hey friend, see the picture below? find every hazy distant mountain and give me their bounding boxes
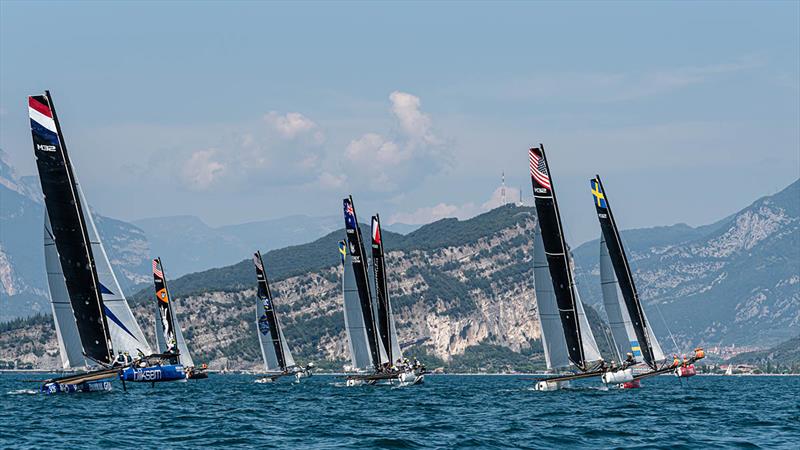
[573,179,800,348]
[132,214,344,278]
[0,150,151,320]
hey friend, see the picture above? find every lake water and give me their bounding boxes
[1,373,798,449]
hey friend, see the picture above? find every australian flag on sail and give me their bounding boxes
[343,198,357,231]
[591,178,608,209]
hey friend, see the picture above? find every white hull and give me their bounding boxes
[534,380,570,391]
[601,368,634,384]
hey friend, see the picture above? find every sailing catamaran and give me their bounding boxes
[529,145,604,391]
[341,196,423,386]
[30,91,152,393]
[252,251,312,383]
[591,175,704,384]
[118,258,192,384]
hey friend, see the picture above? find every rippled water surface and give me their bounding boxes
[1,374,798,449]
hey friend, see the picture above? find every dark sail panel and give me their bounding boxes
[370,214,393,363]
[343,196,382,369]
[253,251,287,371]
[153,258,179,358]
[591,176,656,369]
[29,92,113,365]
[529,145,587,370]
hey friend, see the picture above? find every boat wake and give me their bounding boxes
[7,389,37,395]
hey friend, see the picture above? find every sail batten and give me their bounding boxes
[591,175,661,369]
[30,91,113,366]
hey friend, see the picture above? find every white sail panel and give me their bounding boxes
[256,301,281,372]
[533,227,571,370]
[575,285,602,364]
[644,311,666,362]
[278,322,295,369]
[44,213,87,369]
[600,235,640,363]
[75,182,152,357]
[343,252,373,370]
[174,314,194,367]
[388,306,403,364]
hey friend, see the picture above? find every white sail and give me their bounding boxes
[644,310,666,362]
[533,226,571,370]
[575,286,602,363]
[342,251,373,370]
[600,235,639,363]
[75,181,152,357]
[173,312,194,367]
[44,213,87,369]
[388,305,403,364]
[278,320,296,369]
[256,301,279,372]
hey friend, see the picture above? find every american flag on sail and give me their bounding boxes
[152,259,163,279]
[529,147,551,190]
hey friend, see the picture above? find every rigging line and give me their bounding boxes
[654,302,681,355]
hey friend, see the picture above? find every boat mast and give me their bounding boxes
[529,144,588,371]
[591,175,656,369]
[253,251,287,371]
[30,91,113,365]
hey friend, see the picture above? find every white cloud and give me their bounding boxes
[343,91,450,192]
[173,111,326,191]
[317,171,347,189]
[265,111,324,143]
[181,149,226,191]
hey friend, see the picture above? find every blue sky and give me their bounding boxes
[1,1,798,244]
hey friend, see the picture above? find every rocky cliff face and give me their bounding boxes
[1,206,552,370]
[573,180,800,348]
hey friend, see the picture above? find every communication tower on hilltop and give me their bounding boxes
[501,171,506,205]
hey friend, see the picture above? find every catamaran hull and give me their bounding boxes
[534,380,570,391]
[675,365,696,378]
[119,364,185,382]
[601,368,634,384]
[41,379,113,394]
[619,380,641,389]
[345,370,424,387]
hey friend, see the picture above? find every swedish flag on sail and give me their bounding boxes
[338,240,347,264]
[591,178,607,208]
[630,340,642,357]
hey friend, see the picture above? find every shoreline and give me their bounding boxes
[2,369,798,376]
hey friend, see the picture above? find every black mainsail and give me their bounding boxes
[30,92,113,365]
[591,175,661,369]
[343,196,385,370]
[253,251,295,372]
[370,214,402,364]
[529,145,600,371]
[153,257,179,357]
